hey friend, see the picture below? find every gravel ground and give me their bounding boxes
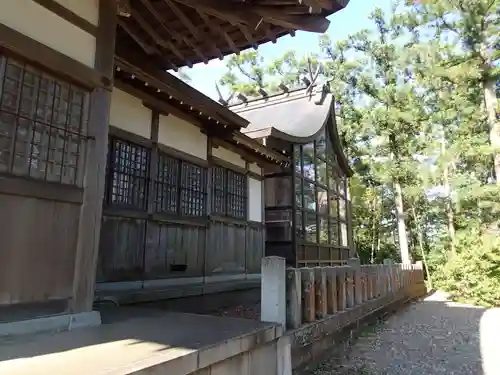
[303,291,487,375]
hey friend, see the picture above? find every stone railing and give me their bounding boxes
[260,257,425,330]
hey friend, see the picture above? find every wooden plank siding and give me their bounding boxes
[96,114,266,287]
[0,0,115,318]
[0,195,80,308]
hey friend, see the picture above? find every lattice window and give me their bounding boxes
[106,137,149,210]
[211,166,247,219]
[211,166,226,215]
[156,153,179,214]
[227,169,246,218]
[179,162,206,216]
[0,55,89,185]
[155,152,206,217]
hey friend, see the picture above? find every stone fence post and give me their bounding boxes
[383,259,394,293]
[348,258,362,306]
[314,267,327,320]
[301,268,315,323]
[326,267,338,314]
[286,268,301,329]
[261,256,286,328]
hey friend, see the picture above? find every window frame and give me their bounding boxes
[211,165,248,220]
[294,125,350,265]
[0,54,90,186]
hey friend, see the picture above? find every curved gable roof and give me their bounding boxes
[231,85,353,176]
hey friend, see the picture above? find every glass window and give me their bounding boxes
[329,195,338,217]
[294,122,350,263]
[317,158,327,186]
[303,181,316,211]
[295,177,302,208]
[265,176,292,207]
[302,143,315,180]
[329,219,339,245]
[319,217,329,244]
[304,211,317,243]
[315,130,327,160]
[107,138,149,210]
[155,154,207,216]
[294,145,301,174]
[317,186,328,215]
[180,162,206,216]
[0,55,89,185]
[156,153,179,214]
[211,166,247,219]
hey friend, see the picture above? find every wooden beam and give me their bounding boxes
[300,0,349,11]
[0,23,107,89]
[176,0,330,33]
[32,0,98,35]
[140,0,208,63]
[174,0,262,29]
[197,11,238,55]
[115,79,205,128]
[238,25,258,50]
[130,5,189,67]
[114,48,249,128]
[163,0,222,59]
[118,19,159,55]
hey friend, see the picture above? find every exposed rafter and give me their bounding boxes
[117,19,159,56]
[175,0,330,33]
[300,0,348,11]
[163,0,222,59]
[139,0,208,64]
[197,11,238,55]
[129,6,188,68]
[115,0,349,68]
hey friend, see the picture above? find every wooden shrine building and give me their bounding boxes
[0,0,349,334]
[231,81,355,268]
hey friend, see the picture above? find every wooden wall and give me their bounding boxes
[0,0,110,317]
[0,194,80,312]
[96,217,264,283]
[96,93,266,287]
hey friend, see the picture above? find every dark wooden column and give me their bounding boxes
[71,0,117,313]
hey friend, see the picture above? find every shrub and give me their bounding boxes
[433,230,500,308]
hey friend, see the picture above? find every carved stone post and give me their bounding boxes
[336,267,347,311]
[346,266,355,308]
[300,268,315,323]
[348,258,362,305]
[286,268,302,329]
[314,267,327,320]
[384,259,394,293]
[326,267,338,314]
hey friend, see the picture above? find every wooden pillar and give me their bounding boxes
[346,266,355,308]
[314,267,327,320]
[286,268,302,329]
[301,268,315,323]
[325,266,338,314]
[71,0,117,313]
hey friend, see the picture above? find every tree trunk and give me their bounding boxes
[483,78,500,184]
[394,181,411,264]
[441,135,457,255]
[411,206,433,289]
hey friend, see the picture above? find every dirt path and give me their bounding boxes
[304,291,487,375]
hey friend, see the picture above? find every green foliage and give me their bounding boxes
[216,0,499,306]
[433,230,500,307]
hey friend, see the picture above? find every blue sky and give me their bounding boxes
[172,0,394,100]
